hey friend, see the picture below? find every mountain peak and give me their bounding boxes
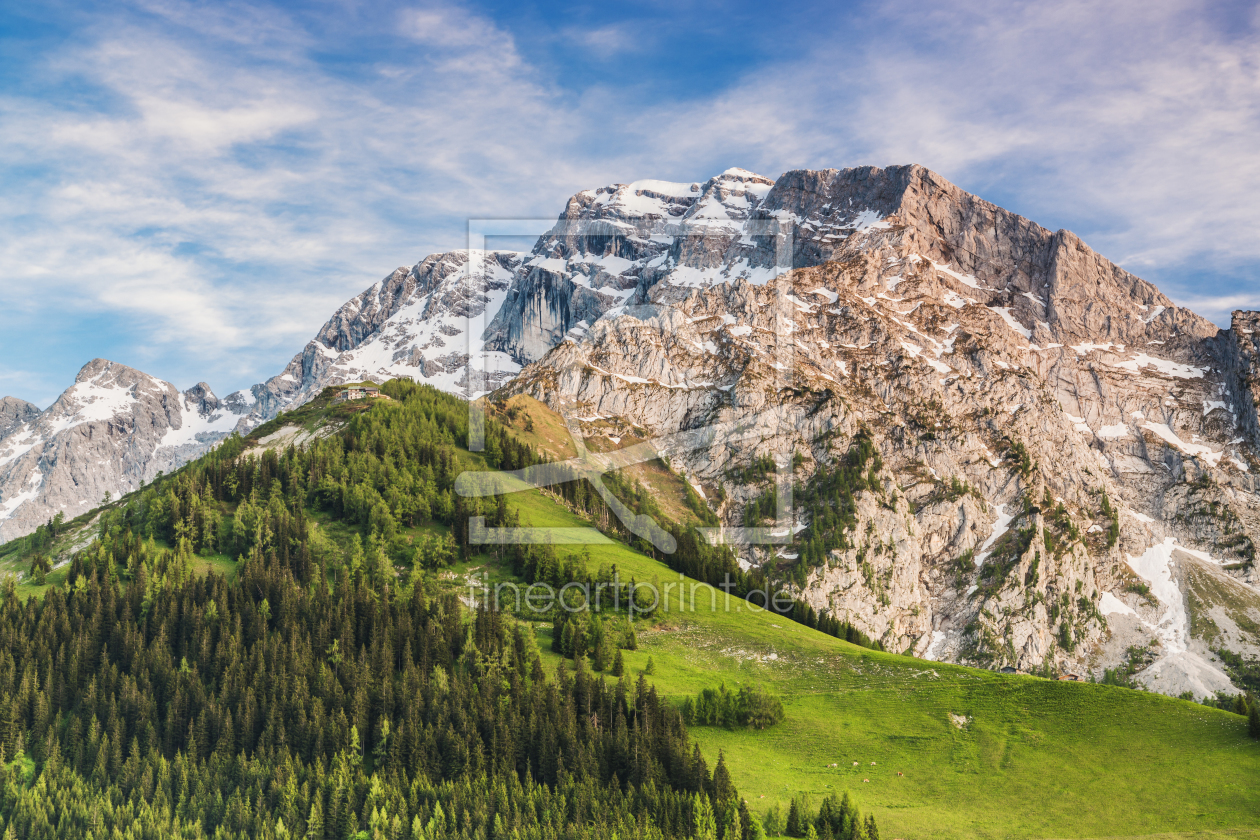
[0,396,40,439]
[74,357,120,383]
[72,357,161,387]
[716,167,774,183]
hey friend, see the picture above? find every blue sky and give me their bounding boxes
[2,0,1259,407]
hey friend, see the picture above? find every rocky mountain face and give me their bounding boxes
[0,360,253,541]
[233,169,781,422]
[0,397,39,440]
[500,164,1260,696]
[5,162,1260,697]
[483,169,778,362]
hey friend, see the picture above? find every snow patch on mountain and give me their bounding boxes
[1126,539,1234,697]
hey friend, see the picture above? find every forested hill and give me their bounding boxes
[0,380,881,840]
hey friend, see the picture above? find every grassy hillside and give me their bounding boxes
[486,480,1260,840]
[1,381,1257,839]
[473,398,1260,839]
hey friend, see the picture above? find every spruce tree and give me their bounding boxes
[722,803,741,840]
[747,811,766,840]
[763,805,782,837]
[786,798,802,838]
[713,751,737,810]
[693,793,717,840]
[738,798,753,840]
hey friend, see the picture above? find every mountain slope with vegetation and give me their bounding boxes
[0,381,1255,839]
[12,164,1260,707]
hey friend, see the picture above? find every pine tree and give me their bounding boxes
[1250,702,1260,739]
[786,798,802,838]
[693,793,717,840]
[612,649,625,677]
[712,751,737,810]
[747,811,766,840]
[763,805,783,837]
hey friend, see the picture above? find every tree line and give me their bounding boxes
[0,539,743,839]
[0,380,884,838]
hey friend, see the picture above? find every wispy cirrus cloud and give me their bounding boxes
[618,0,1260,311]
[851,0,1260,274]
[1,0,1259,408]
[0,2,606,402]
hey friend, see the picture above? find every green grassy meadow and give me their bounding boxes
[491,484,1260,840]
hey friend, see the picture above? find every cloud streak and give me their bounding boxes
[1,0,1258,406]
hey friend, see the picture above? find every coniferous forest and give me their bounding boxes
[0,380,879,840]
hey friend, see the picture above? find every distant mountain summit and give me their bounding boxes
[0,359,253,540]
[0,397,39,440]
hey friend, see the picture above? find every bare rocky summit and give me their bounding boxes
[237,250,524,424]
[0,397,39,440]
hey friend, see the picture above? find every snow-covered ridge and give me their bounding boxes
[0,360,257,541]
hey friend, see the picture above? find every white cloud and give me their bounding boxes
[400,4,520,55]
[0,5,603,397]
[563,24,640,56]
[609,0,1260,322]
[2,0,1259,407]
[841,0,1260,273]
[1170,293,1260,326]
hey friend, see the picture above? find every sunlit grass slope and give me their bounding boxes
[493,484,1260,840]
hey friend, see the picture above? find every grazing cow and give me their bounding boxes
[863,779,869,783]
[852,761,859,766]
[870,762,877,765]
[896,772,904,777]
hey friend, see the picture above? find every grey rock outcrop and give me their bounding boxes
[235,249,524,426]
[484,169,778,363]
[0,397,39,439]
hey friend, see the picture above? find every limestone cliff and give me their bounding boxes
[504,164,1260,696]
